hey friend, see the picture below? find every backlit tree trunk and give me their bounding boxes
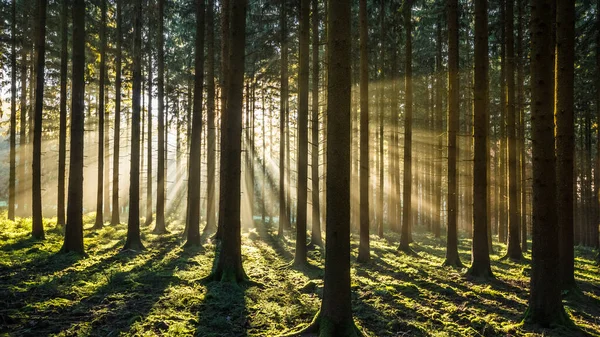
[112,0,122,225]
[94,0,107,230]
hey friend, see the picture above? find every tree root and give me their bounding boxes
[278,312,365,337]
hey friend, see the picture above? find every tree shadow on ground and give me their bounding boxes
[195,281,249,337]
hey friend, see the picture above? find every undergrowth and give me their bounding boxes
[1,213,599,336]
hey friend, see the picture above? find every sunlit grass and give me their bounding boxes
[1,212,598,336]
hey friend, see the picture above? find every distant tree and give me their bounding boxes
[207,0,249,283]
[185,0,205,247]
[443,0,463,268]
[57,0,68,226]
[294,0,309,266]
[112,0,122,225]
[433,14,443,239]
[31,0,47,240]
[93,0,108,230]
[357,0,370,263]
[278,0,289,237]
[310,0,322,247]
[525,0,568,325]
[467,0,493,279]
[145,40,153,227]
[399,0,414,253]
[61,0,85,254]
[124,0,146,251]
[556,0,575,290]
[9,0,17,221]
[154,0,167,234]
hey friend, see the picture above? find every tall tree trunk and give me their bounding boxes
[517,0,526,252]
[595,0,600,251]
[434,15,443,239]
[357,0,370,263]
[399,0,413,253]
[467,0,493,278]
[9,0,17,221]
[505,0,522,260]
[112,0,122,225]
[31,0,47,240]
[556,0,575,290]
[525,0,568,325]
[154,0,167,234]
[145,47,153,226]
[124,0,145,251]
[444,0,463,267]
[294,0,310,266]
[278,0,288,236]
[62,0,85,254]
[185,0,205,246]
[310,0,322,247]
[499,0,507,244]
[378,1,386,236]
[94,0,107,230]
[19,36,28,218]
[206,0,216,233]
[58,0,68,226]
[210,0,249,283]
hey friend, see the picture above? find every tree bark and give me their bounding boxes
[94,0,107,230]
[525,0,568,326]
[112,0,122,225]
[467,0,493,278]
[154,0,167,234]
[31,0,47,240]
[206,0,216,233]
[62,0,85,254]
[444,0,463,267]
[185,0,205,246]
[434,15,443,239]
[310,0,322,247]
[57,0,68,226]
[9,0,17,221]
[278,0,288,236]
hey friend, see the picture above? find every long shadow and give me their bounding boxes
[195,281,249,337]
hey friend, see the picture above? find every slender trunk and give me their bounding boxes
[499,0,507,244]
[9,0,17,221]
[278,0,288,236]
[19,38,28,218]
[206,0,216,233]
[357,0,369,263]
[62,0,85,254]
[112,0,122,225]
[31,0,47,240]
[310,0,322,247]
[145,50,153,225]
[94,0,107,229]
[434,16,443,239]
[154,0,167,233]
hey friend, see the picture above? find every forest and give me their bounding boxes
[0,0,599,336]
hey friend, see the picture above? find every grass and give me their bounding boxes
[1,213,599,337]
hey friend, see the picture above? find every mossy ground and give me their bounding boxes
[1,213,599,337]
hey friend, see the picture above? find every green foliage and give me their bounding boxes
[1,213,599,336]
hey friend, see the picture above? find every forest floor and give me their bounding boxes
[1,214,599,337]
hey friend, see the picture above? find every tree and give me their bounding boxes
[525,0,568,326]
[278,0,288,237]
[443,0,463,268]
[504,0,523,261]
[433,14,443,239]
[206,0,249,283]
[112,0,122,225]
[282,0,362,334]
[93,0,108,230]
[467,0,493,279]
[58,0,68,226]
[205,0,217,233]
[61,0,85,254]
[145,42,153,227]
[9,0,17,221]
[399,0,414,253]
[31,0,47,240]
[185,0,205,247]
[310,0,322,247]
[154,0,167,234]
[124,0,146,251]
[357,0,369,263]
[294,0,310,266]
[556,0,575,290]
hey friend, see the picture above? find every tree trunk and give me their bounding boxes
[556,0,575,290]
[399,1,413,253]
[206,0,216,233]
[278,0,288,236]
[525,0,568,325]
[211,0,249,283]
[467,0,493,278]
[94,0,107,230]
[434,15,443,239]
[154,0,167,234]
[444,0,463,267]
[294,0,309,266]
[18,36,28,218]
[112,0,122,225]
[499,0,507,244]
[57,0,68,226]
[185,0,205,246]
[124,0,146,251]
[62,0,85,254]
[310,0,322,247]
[145,45,153,226]
[31,0,47,240]
[517,0,526,253]
[9,0,17,221]
[357,0,370,263]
